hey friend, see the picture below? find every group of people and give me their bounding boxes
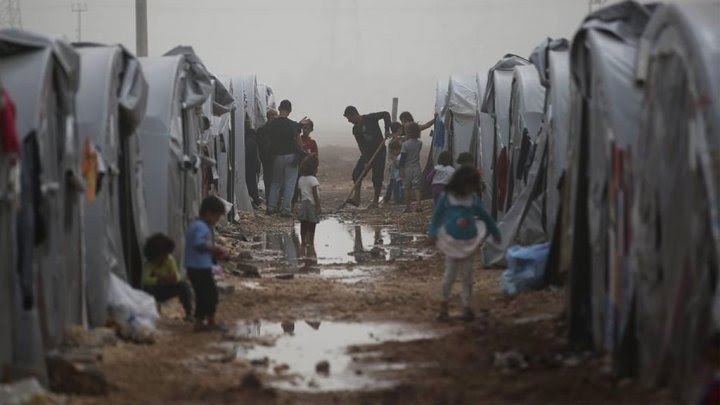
[142,102,503,329]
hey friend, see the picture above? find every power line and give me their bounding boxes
[71,2,88,42]
[0,0,22,29]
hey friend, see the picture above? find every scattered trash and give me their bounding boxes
[493,351,529,371]
[106,274,159,344]
[216,281,235,294]
[63,326,117,348]
[501,242,550,296]
[511,313,556,325]
[0,378,48,405]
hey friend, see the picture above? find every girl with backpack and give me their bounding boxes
[427,166,501,321]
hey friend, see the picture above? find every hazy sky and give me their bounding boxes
[12,0,666,144]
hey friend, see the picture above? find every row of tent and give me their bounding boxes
[0,29,275,384]
[429,1,719,399]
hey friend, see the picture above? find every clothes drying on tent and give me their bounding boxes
[74,43,149,325]
[0,28,83,384]
[481,54,530,219]
[561,1,656,367]
[632,1,720,399]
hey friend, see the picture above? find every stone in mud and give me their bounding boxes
[315,360,330,375]
[237,263,261,278]
[46,351,108,395]
[275,274,294,280]
[63,326,117,348]
[250,357,269,367]
[237,251,253,260]
[273,364,290,374]
[240,371,263,389]
[216,281,235,294]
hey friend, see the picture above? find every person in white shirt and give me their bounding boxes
[296,156,321,257]
[427,151,456,204]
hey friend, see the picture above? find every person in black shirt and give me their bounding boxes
[256,109,277,203]
[265,100,302,217]
[343,106,391,208]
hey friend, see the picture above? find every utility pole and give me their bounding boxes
[391,97,398,122]
[135,0,148,56]
[71,2,87,42]
[0,0,22,29]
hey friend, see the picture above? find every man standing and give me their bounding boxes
[343,106,391,208]
[257,109,278,203]
[266,100,301,217]
[244,117,261,209]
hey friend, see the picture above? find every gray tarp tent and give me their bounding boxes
[482,62,547,267]
[481,54,530,219]
[200,78,234,204]
[561,2,655,365]
[0,29,82,383]
[530,38,571,244]
[74,43,148,324]
[138,50,212,268]
[632,1,720,398]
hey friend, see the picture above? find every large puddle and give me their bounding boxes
[255,218,430,266]
[224,320,438,392]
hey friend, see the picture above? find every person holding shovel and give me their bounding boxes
[343,106,392,208]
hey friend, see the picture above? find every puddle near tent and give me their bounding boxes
[226,320,439,392]
[256,217,430,266]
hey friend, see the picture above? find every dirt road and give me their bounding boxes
[70,146,669,404]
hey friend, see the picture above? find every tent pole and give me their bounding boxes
[135,0,148,56]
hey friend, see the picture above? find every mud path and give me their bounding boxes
[70,147,669,404]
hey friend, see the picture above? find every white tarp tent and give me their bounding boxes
[476,72,494,204]
[442,75,480,163]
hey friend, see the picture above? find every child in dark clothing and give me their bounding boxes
[184,195,228,332]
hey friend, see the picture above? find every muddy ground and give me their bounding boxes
[70,146,670,404]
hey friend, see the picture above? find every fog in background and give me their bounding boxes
[16,0,661,145]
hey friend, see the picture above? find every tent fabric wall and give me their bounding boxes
[561,1,655,362]
[0,29,82,382]
[0,86,19,375]
[226,76,255,215]
[75,44,148,324]
[443,75,480,163]
[476,72,494,204]
[530,39,570,242]
[632,1,720,398]
[504,65,546,210]
[138,56,186,266]
[481,54,530,219]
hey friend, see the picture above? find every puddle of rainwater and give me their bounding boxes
[228,320,438,392]
[305,266,395,284]
[258,217,427,266]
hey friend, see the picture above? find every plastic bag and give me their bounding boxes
[107,274,159,343]
[501,242,550,296]
[0,378,48,405]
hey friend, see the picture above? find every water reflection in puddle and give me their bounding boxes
[258,217,428,266]
[229,320,438,392]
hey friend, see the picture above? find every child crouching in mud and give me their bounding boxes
[184,195,229,332]
[427,166,501,321]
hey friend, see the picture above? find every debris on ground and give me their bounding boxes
[493,351,529,372]
[0,378,49,405]
[46,350,108,395]
[315,361,330,375]
[240,371,263,389]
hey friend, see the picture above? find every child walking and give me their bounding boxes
[297,156,321,257]
[184,195,228,332]
[142,233,193,321]
[427,150,455,204]
[427,167,501,321]
[400,122,423,213]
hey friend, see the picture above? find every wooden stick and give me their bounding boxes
[336,138,387,212]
